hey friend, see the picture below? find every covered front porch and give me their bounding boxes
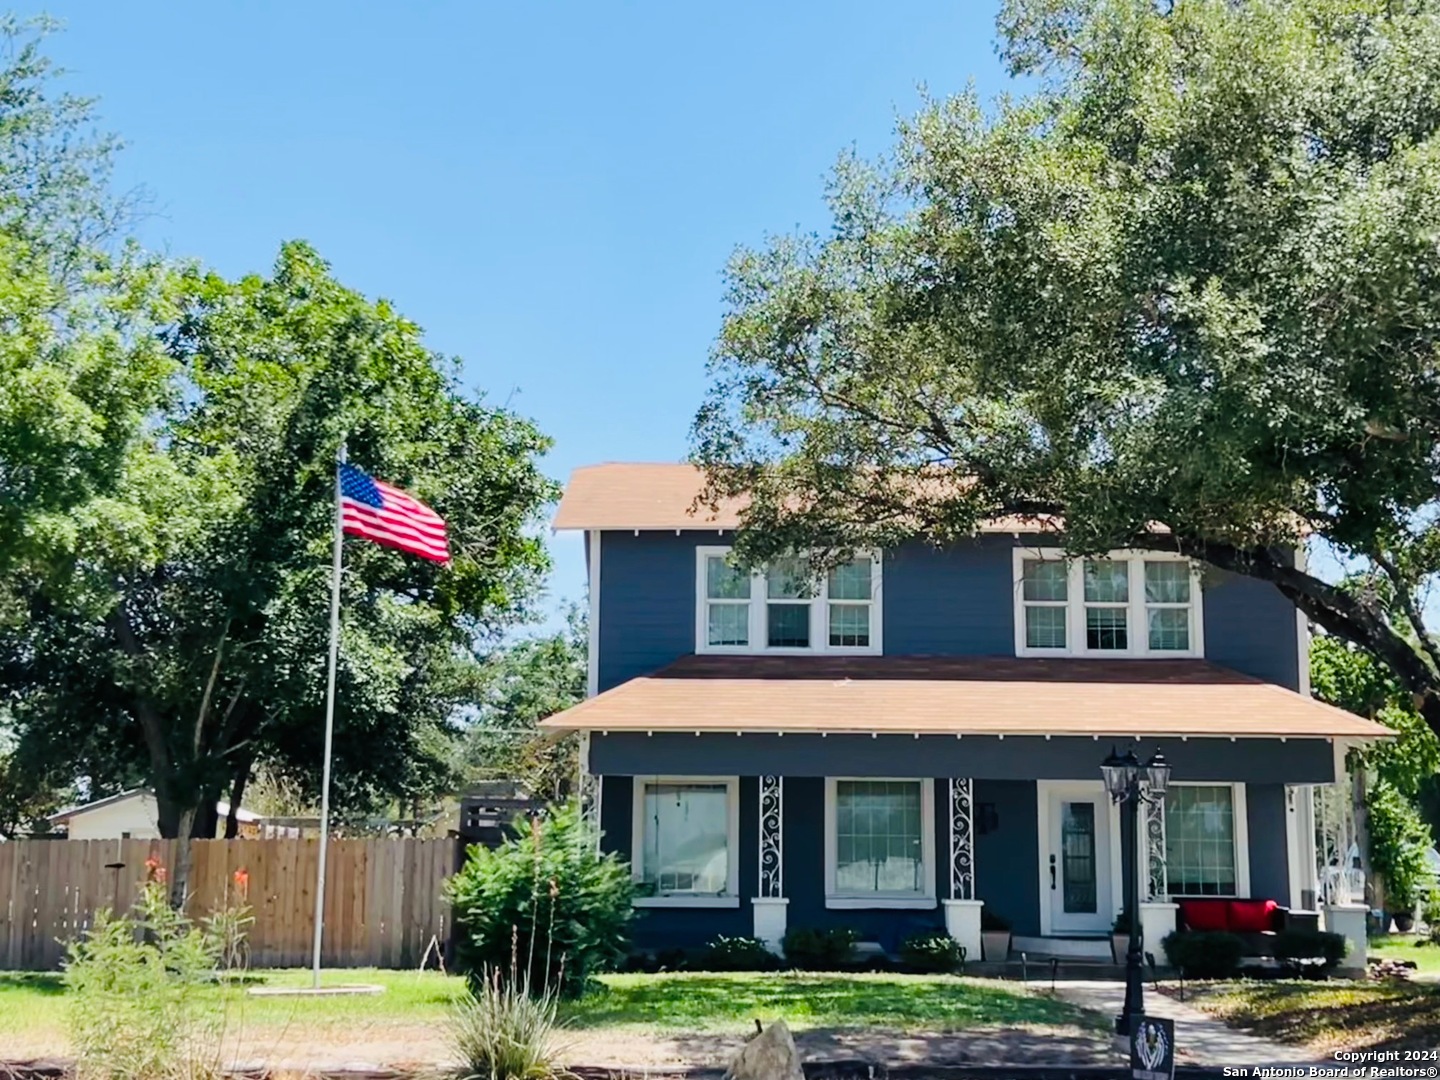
[543,655,1391,967]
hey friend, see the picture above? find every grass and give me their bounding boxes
[0,967,1103,1059]
[1177,978,1440,1054]
[1370,933,1440,974]
[566,971,1102,1033]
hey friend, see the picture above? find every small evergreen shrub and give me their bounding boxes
[700,935,780,971]
[1273,929,1347,975]
[782,926,858,970]
[446,802,635,998]
[449,966,573,1080]
[899,931,964,973]
[1161,930,1244,979]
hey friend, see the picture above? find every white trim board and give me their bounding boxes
[586,530,601,698]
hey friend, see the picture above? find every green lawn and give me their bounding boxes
[1178,978,1440,1054]
[566,971,1101,1032]
[0,967,1102,1059]
[1370,933,1440,974]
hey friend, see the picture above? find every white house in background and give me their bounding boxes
[47,789,261,840]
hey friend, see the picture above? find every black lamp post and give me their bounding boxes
[1100,745,1172,1037]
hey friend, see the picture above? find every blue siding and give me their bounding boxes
[975,780,1041,936]
[595,530,1304,692]
[1246,783,1290,902]
[1203,570,1302,690]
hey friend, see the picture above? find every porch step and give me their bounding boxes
[1011,934,1113,960]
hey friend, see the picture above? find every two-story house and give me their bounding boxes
[539,463,1388,966]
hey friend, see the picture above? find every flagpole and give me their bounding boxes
[312,440,346,988]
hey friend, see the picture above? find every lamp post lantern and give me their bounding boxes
[1100,745,1171,1036]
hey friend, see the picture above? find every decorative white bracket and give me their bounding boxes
[949,778,975,900]
[1143,785,1167,900]
[758,775,783,898]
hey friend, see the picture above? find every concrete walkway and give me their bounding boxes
[1054,980,1324,1067]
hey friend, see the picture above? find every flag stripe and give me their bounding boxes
[354,501,447,540]
[344,518,449,561]
[342,504,449,557]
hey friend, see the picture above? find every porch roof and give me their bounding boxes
[538,655,1390,739]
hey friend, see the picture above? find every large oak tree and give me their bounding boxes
[694,0,1440,735]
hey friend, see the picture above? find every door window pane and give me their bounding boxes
[640,782,731,895]
[1164,785,1237,896]
[834,780,924,894]
[1061,802,1098,913]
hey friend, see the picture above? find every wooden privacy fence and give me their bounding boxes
[0,837,453,971]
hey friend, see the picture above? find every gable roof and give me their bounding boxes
[551,462,1063,534]
[538,655,1389,740]
[47,789,260,824]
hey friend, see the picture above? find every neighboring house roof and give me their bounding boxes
[47,789,261,825]
[538,655,1391,739]
[551,462,1063,533]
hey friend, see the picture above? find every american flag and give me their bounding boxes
[339,462,450,564]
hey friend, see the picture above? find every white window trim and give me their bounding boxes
[1163,781,1251,898]
[695,546,883,656]
[1012,548,1205,659]
[631,775,741,908]
[824,777,937,910]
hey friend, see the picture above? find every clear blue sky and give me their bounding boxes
[43,1,1016,624]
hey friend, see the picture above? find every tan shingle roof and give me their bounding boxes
[539,655,1389,739]
[551,463,1063,533]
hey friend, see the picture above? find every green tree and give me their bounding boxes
[694,0,1440,737]
[458,605,586,800]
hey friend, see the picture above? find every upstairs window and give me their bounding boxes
[697,547,881,655]
[1014,550,1202,658]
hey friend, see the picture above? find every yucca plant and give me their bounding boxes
[449,965,574,1080]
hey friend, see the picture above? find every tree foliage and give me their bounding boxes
[0,22,560,850]
[693,0,1440,737]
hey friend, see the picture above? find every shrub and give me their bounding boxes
[782,926,858,970]
[899,931,964,973]
[1422,888,1440,942]
[1367,780,1433,914]
[64,879,236,1080]
[449,966,572,1080]
[1161,931,1244,979]
[446,802,635,998]
[1272,929,1347,975]
[700,935,779,971]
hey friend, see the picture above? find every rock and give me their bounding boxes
[725,1018,805,1080]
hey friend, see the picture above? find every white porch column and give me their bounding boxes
[942,778,984,963]
[1139,786,1178,948]
[752,775,788,952]
[577,731,601,849]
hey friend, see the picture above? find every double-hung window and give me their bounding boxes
[1014,550,1202,658]
[632,777,740,907]
[824,778,936,909]
[697,547,881,654]
[1164,784,1248,896]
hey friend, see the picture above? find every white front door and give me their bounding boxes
[1044,785,1114,934]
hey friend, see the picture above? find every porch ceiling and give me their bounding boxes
[538,655,1390,739]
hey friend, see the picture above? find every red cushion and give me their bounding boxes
[1228,899,1278,933]
[1178,899,1230,931]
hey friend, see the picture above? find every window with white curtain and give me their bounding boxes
[1165,785,1240,896]
[825,778,936,907]
[633,778,739,904]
